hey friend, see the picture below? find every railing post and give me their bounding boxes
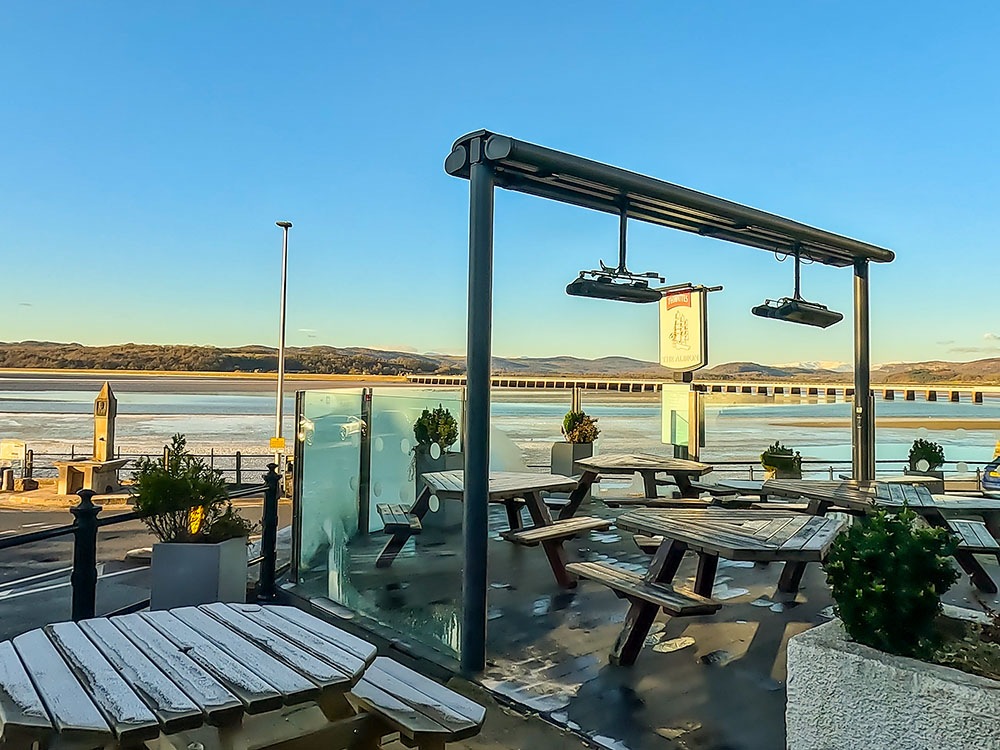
[235,451,243,488]
[162,445,170,467]
[258,463,280,601]
[70,490,101,621]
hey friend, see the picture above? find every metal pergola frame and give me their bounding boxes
[445,129,895,672]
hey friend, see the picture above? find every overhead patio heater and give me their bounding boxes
[566,209,664,303]
[752,247,844,328]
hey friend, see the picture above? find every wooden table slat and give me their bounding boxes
[166,608,319,705]
[111,613,244,725]
[199,603,360,689]
[247,605,378,664]
[777,517,830,552]
[11,629,111,743]
[78,618,203,736]
[0,640,52,744]
[44,622,160,744]
[140,610,285,714]
[619,509,843,562]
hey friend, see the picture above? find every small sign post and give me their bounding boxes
[0,441,26,462]
[659,286,713,458]
[269,437,286,451]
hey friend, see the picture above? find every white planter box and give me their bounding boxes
[787,619,1000,750]
[551,442,594,501]
[150,537,248,610]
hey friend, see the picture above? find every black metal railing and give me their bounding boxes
[0,466,281,621]
[22,450,275,486]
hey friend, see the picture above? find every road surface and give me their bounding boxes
[0,499,292,640]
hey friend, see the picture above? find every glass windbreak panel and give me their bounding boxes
[365,387,464,659]
[295,389,364,604]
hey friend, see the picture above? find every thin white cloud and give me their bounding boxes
[985,333,1000,341]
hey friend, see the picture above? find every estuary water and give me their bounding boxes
[2,373,1000,472]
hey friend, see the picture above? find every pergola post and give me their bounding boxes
[461,158,494,673]
[852,259,875,480]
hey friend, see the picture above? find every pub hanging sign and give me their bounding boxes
[658,287,709,372]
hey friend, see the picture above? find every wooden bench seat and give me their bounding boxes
[566,562,720,617]
[688,480,739,497]
[750,501,813,513]
[603,496,714,509]
[348,657,486,749]
[377,504,422,534]
[949,519,1000,553]
[501,516,610,546]
[633,534,661,554]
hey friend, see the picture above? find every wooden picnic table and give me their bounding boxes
[0,603,486,749]
[560,453,714,519]
[573,508,844,665]
[764,479,1000,593]
[375,470,610,587]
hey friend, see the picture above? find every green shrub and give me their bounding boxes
[413,405,459,451]
[760,441,801,471]
[562,410,600,444]
[825,506,959,658]
[908,438,945,471]
[131,434,255,543]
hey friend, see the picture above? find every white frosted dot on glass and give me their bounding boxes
[348,476,358,491]
[916,459,930,472]
[430,442,442,460]
[400,438,412,454]
[373,482,383,497]
[429,494,440,512]
[917,427,929,437]
[374,437,384,453]
[399,487,409,502]
[957,462,969,473]
[956,428,967,438]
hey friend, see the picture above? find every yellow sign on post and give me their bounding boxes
[270,437,286,450]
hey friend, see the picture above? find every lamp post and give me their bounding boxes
[274,221,292,464]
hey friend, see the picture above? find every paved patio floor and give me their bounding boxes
[295,491,1000,750]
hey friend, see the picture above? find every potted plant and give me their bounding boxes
[906,437,946,479]
[760,441,802,479]
[786,506,1000,748]
[132,434,256,610]
[412,405,462,528]
[551,410,600,497]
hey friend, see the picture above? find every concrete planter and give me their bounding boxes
[551,442,594,501]
[786,619,1000,750]
[150,537,248,610]
[414,448,463,529]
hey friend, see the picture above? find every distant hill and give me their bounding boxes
[2,342,1000,384]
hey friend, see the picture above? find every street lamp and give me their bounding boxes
[274,221,292,464]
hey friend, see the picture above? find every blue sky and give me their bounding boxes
[2,2,998,366]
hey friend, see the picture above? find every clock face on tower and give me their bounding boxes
[96,402,108,417]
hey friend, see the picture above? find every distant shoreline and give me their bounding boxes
[774,417,1000,430]
[0,367,406,381]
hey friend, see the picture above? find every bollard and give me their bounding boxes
[235,451,243,488]
[162,445,171,468]
[258,463,280,601]
[24,450,33,479]
[70,490,101,621]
